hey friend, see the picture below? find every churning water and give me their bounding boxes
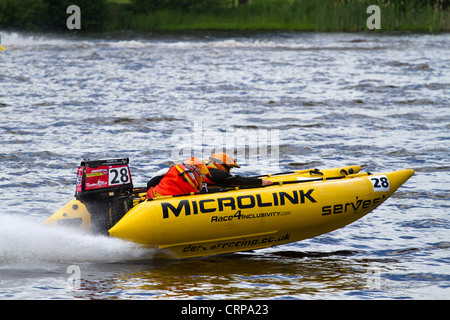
[0,31,449,299]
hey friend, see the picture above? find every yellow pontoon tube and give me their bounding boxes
[43,161,413,259]
[108,168,414,259]
[43,164,362,234]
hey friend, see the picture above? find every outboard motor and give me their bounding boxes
[75,158,134,234]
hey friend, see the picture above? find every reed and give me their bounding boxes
[1,0,449,32]
[104,0,449,32]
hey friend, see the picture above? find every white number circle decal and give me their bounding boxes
[370,175,390,192]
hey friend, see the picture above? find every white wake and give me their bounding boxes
[0,214,155,269]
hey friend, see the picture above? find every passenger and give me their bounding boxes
[146,157,211,199]
[204,153,273,188]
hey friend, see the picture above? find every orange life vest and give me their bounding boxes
[146,164,204,199]
[203,162,219,185]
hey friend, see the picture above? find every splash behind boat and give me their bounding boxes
[43,158,414,259]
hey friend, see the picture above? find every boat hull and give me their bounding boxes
[43,165,361,233]
[108,168,414,259]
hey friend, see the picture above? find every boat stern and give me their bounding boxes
[42,198,92,232]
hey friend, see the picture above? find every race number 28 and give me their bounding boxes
[109,166,130,186]
[370,175,390,192]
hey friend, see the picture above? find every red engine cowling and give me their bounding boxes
[75,158,133,200]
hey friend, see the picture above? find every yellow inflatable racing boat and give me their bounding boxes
[43,158,414,259]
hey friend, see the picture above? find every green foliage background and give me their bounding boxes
[0,0,449,32]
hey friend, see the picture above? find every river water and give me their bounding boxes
[0,31,449,300]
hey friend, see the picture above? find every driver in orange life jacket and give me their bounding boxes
[146,157,211,199]
[203,153,273,187]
